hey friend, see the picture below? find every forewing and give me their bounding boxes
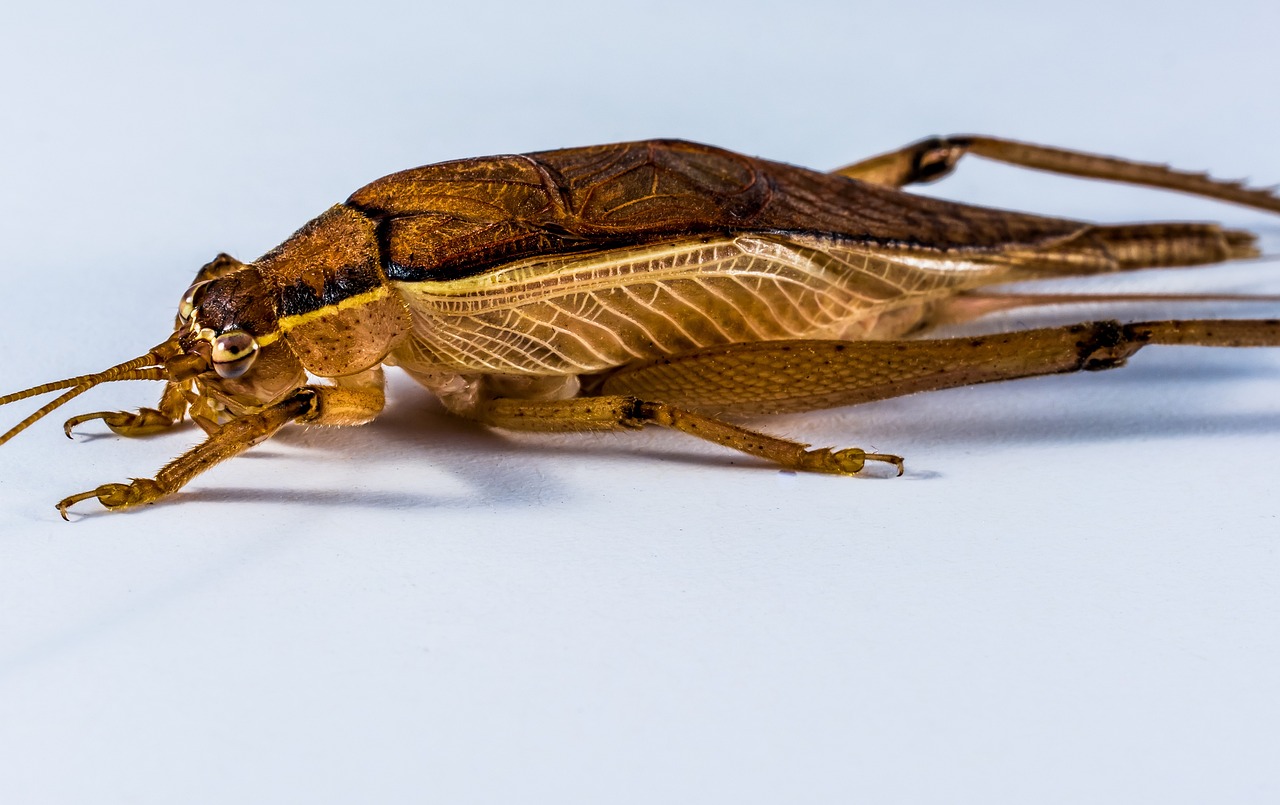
[388,235,1019,375]
[349,140,1092,284]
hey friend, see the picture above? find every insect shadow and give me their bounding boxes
[188,351,1280,512]
[807,352,1280,454]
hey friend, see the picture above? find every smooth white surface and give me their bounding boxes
[2,1,1279,802]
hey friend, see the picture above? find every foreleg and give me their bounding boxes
[57,368,387,515]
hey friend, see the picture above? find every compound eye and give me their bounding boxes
[178,281,211,324]
[211,330,259,379]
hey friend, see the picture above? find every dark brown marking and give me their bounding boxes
[346,140,1088,283]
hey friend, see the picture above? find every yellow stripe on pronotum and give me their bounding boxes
[268,285,397,345]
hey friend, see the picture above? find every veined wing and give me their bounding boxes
[388,234,1017,376]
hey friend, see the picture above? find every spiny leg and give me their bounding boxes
[473,319,1280,470]
[833,135,1280,214]
[599,319,1280,417]
[57,391,315,517]
[471,394,903,476]
[58,369,386,516]
[63,381,190,438]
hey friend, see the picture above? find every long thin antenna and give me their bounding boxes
[0,346,177,447]
[0,367,168,447]
[0,354,161,407]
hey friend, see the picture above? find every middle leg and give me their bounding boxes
[471,394,903,475]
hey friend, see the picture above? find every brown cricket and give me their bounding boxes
[2,136,1279,516]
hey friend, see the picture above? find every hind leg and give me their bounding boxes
[833,135,1280,214]
[600,319,1280,416]
[464,319,1280,477]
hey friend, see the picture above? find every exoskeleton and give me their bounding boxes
[2,136,1278,515]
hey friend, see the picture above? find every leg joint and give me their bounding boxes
[291,388,322,421]
[1073,320,1137,371]
[907,136,969,184]
[618,396,668,428]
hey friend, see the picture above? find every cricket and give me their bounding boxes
[2,135,1279,516]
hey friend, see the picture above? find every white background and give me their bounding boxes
[2,1,1279,802]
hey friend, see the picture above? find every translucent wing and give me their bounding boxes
[389,234,1018,375]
